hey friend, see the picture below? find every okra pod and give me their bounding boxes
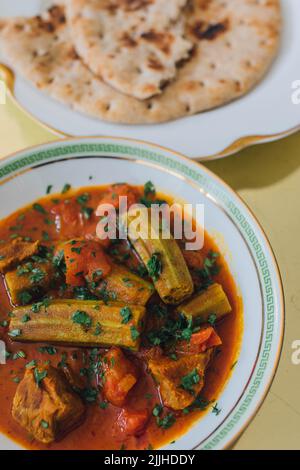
[9,299,146,351]
[92,263,154,305]
[5,259,55,305]
[124,208,193,304]
[176,283,232,322]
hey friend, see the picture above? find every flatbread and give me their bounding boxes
[0,1,281,124]
[66,0,193,99]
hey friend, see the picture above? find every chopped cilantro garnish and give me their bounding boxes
[156,413,175,430]
[26,359,37,369]
[32,203,47,215]
[99,401,108,409]
[81,206,94,220]
[71,246,82,254]
[8,329,22,338]
[38,346,57,355]
[94,322,102,336]
[40,420,49,429]
[18,291,33,305]
[212,403,221,416]
[144,181,156,197]
[208,313,217,326]
[12,350,26,360]
[42,231,50,241]
[34,368,48,387]
[147,253,162,282]
[30,267,45,284]
[152,404,163,417]
[62,183,71,194]
[21,314,31,323]
[130,325,140,341]
[120,306,133,324]
[72,310,92,329]
[76,192,90,205]
[180,369,200,394]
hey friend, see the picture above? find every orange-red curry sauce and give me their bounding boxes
[0,186,242,450]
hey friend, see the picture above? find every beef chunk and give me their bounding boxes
[0,238,39,273]
[12,365,85,443]
[148,351,212,410]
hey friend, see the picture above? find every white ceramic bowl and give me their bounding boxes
[0,137,284,449]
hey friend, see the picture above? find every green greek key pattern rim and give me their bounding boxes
[0,141,282,450]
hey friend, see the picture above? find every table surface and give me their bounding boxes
[1,93,299,450]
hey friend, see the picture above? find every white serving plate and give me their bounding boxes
[0,0,299,160]
[0,137,284,450]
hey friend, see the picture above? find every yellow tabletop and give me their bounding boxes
[1,91,299,450]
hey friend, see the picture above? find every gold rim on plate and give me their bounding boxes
[1,63,299,161]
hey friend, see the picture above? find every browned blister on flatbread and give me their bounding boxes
[66,0,193,99]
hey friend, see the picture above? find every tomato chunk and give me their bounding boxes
[182,249,204,270]
[51,200,82,238]
[176,327,222,354]
[57,239,111,287]
[117,408,149,437]
[97,184,139,210]
[103,347,138,407]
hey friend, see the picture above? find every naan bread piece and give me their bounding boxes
[0,2,281,124]
[66,0,192,99]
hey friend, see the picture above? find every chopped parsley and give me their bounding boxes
[208,313,217,326]
[120,306,133,324]
[38,346,57,355]
[212,403,221,416]
[152,404,163,417]
[71,246,82,255]
[76,192,90,205]
[34,368,48,387]
[81,206,94,220]
[8,329,22,338]
[71,310,92,329]
[147,314,193,348]
[26,359,37,369]
[196,251,220,288]
[32,203,47,215]
[73,286,98,301]
[80,387,98,404]
[180,369,200,395]
[12,350,26,360]
[99,401,108,409]
[144,181,156,198]
[18,291,33,305]
[29,267,45,284]
[62,183,71,194]
[21,314,31,323]
[31,298,51,313]
[40,420,49,429]
[94,322,102,336]
[130,325,140,341]
[156,413,176,430]
[147,253,162,282]
[42,231,50,242]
